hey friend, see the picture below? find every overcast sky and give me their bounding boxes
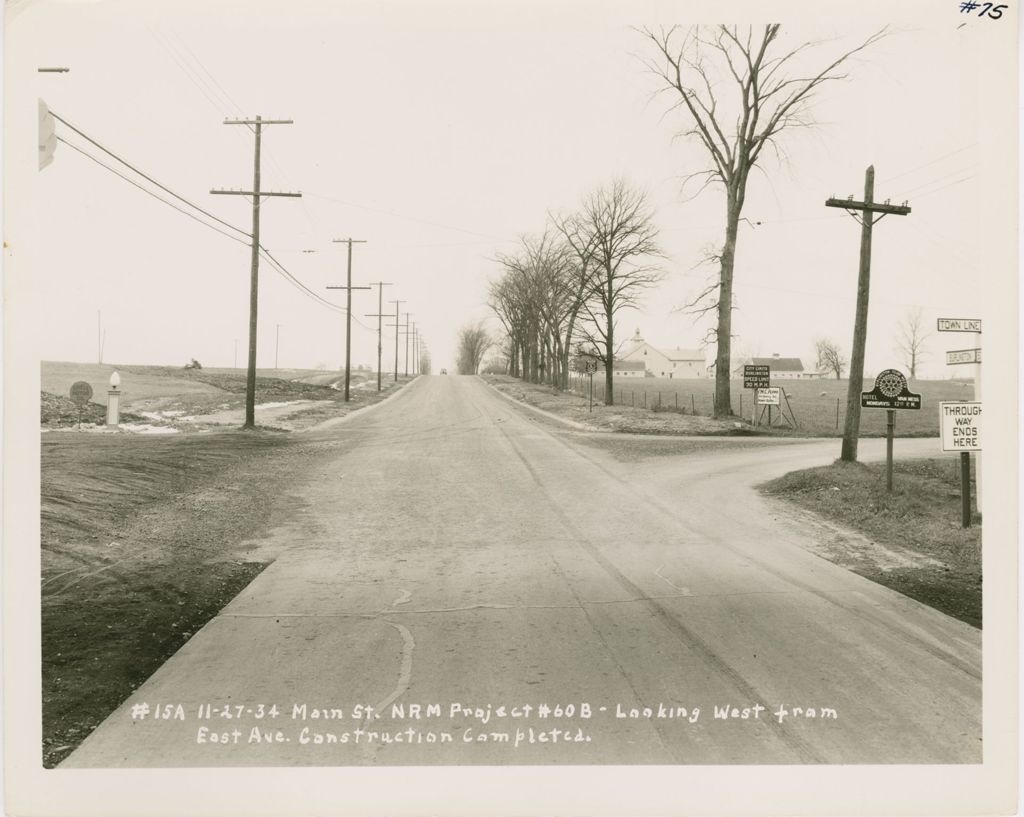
[12,0,1004,377]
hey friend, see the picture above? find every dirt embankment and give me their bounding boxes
[41,429,348,767]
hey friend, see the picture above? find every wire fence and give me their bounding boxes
[565,375,968,436]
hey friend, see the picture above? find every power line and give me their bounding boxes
[905,175,974,201]
[56,132,363,321]
[878,144,977,184]
[150,25,320,237]
[55,135,252,247]
[303,190,514,243]
[892,165,978,199]
[51,110,250,238]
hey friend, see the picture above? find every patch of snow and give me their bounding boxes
[255,400,312,410]
[118,423,180,435]
[139,409,187,421]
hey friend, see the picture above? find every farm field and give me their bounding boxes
[41,361,405,432]
[568,374,974,437]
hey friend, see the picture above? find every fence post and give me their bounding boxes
[631,391,635,407]
[675,393,678,409]
[690,394,695,415]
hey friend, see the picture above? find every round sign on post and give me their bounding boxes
[69,381,93,429]
[69,381,93,405]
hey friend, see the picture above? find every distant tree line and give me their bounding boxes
[485,179,661,405]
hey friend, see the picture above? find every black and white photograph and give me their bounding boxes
[3,0,1018,814]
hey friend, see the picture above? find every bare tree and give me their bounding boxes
[571,179,661,405]
[815,338,847,379]
[640,25,886,417]
[492,231,587,389]
[455,321,492,375]
[894,307,931,379]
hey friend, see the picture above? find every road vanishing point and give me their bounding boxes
[63,375,980,767]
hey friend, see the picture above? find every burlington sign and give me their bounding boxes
[743,365,770,389]
[860,369,921,410]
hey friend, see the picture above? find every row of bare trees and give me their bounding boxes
[455,321,491,375]
[481,25,888,417]
[487,179,661,405]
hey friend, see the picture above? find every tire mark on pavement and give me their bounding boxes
[490,416,824,763]
[654,564,692,595]
[503,397,981,682]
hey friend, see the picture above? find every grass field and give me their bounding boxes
[41,361,396,430]
[760,458,981,626]
[568,375,974,437]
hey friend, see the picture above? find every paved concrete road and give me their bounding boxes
[63,375,980,767]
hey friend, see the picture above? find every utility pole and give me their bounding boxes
[387,300,405,382]
[403,313,413,377]
[211,115,301,429]
[410,322,417,376]
[364,281,393,392]
[326,238,370,402]
[826,166,911,462]
[275,324,281,370]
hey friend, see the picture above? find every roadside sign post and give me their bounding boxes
[939,318,981,515]
[860,369,921,492]
[939,401,981,528]
[960,453,971,528]
[582,358,598,412]
[886,410,895,491]
[756,387,781,427]
[744,365,770,426]
[69,381,93,430]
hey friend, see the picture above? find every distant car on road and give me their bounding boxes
[440,368,447,375]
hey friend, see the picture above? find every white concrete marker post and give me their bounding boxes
[106,370,121,429]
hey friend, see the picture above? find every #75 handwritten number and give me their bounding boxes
[960,2,1008,17]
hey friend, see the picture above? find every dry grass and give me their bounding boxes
[485,375,757,436]
[568,374,973,437]
[760,458,981,627]
[41,430,311,767]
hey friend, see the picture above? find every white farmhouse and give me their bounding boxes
[731,353,821,380]
[612,360,646,378]
[619,329,707,379]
